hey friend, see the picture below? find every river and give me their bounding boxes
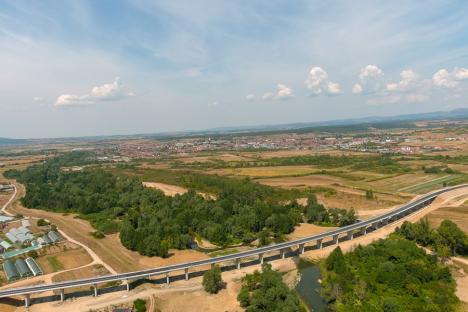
[295,261,328,312]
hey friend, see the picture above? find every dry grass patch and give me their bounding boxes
[35,246,93,274]
[256,174,343,188]
[220,165,318,178]
[426,204,468,233]
[52,264,110,283]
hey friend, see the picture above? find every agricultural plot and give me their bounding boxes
[400,175,462,193]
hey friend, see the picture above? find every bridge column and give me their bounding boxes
[372,222,379,229]
[347,230,353,240]
[125,279,131,291]
[316,239,323,249]
[60,289,65,302]
[280,249,286,259]
[24,294,30,308]
[93,284,98,297]
[166,273,170,284]
[259,253,264,264]
[332,234,339,244]
[185,268,189,281]
[298,243,305,254]
[235,258,241,270]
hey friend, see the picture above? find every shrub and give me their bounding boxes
[202,265,225,294]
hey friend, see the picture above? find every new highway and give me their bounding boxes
[0,184,466,306]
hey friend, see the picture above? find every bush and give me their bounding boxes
[202,265,225,294]
[133,298,147,312]
[37,218,49,226]
[90,231,105,239]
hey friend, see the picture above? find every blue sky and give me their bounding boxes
[0,0,467,138]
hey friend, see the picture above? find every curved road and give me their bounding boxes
[0,184,466,304]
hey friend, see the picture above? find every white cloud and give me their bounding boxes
[33,97,44,102]
[432,67,468,88]
[352,65,384,94]
[305,67,341,95]
[386,69,420,92]
[208,101,218,107]
[352,84,362,94]
[55,77,133,107]
[263,84,294,101]
[246,94,255,101]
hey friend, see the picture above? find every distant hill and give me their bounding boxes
[0,137,27,146]
[1,107,467,143]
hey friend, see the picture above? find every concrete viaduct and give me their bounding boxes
[0,184,466,307]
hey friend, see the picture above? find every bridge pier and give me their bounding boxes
[298,243,305,254]
[347,230,353,240]
[166,273,170,284]
[280,249,286,259]
[185,268,189,280]
[125,279,131,291]
[259,253,264,264]
[332,234,339,245]
[235,258,241,269]
[24,294,30,308]
[372,222,379,229]
[60,288,65,302]
[316,239,323,249]
[93,284,98,297]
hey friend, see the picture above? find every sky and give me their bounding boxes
[0,0,467,138]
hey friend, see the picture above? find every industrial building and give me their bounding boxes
[3,260,19,282]
[15,259,32,278]
[47,231,61,243]
[25,258,43,276]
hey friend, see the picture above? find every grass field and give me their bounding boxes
[400,175,461,193]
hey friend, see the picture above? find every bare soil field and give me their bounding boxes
[287,223,336,240]
[142,181,188,196]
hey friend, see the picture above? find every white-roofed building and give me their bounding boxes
[0,240,12,250]
[5,232,18,243]
[21,219,31,228]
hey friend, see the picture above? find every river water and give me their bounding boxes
[295,261,328,312]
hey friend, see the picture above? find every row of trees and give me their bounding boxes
[397,218,468,258]
[6,152,305,257]
[237,263,306,312]
[174,154,412,174]
[321,238,459,311]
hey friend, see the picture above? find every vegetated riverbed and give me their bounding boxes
[295,260,328,312]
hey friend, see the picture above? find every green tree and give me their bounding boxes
[202,265,225,294]
[133,298,147,312]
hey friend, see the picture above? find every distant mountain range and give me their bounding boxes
[1,107,467,145]
[204,107,468,133]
